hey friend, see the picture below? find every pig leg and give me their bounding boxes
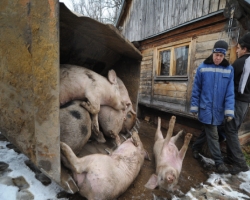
[91,114,101,135]
[155,117,164,141]
[60,142,87,174]
[170,130,183,144]
[163,116,176,146]
[178,133,192,160]
[80,100,100,135]
[131,131,140,147]
[109,131,121,146]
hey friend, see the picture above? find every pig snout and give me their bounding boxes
[166,173,175,184]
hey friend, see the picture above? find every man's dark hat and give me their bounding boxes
[213,40,228,55]
[239,32,250,49]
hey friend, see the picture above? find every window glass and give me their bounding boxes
[174,45,188,75]
[160,50,171,75]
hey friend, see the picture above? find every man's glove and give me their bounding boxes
[226,116,233,122]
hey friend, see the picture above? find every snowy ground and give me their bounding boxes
[0,139,66,200]
[1,135,250,200]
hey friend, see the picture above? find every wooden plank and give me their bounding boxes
[202,0,210,15]
[153,95,186,105]
[168,0,173,28]
[197,32,221,42]
[142,49,154,57]
[151,99,186,111]
[154,83,187,93]
[219,0,227,10]
[141,66,152,71]
[152,47,158,96]
[196,40,217,51]
[197,0,204,18]
[163,0,169,29]
[185,37,197,112]
[142,55,153,61]
[141,59,152,65]
[140,73,152,78]
[179,0,184,24]
[174,0,180,27]
[187,0,194,22]
[195,51,213,59]
[181,0,187,24]
[141,67,152,71]
[157,38,191,50]
[172,1,176,28]
[195,49,230,59]
[209,0,219,13]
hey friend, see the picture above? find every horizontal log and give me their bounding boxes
[196,40,216,51]
[151,99,186,112]
[141,59,152,65]
[196,32,221,43]
[140,68,152,72]
[195,50,230,60]
[154,89,187,98]
[153,95,186,105]
[141,49,154,57]
[154,82,187,92]
[142,55,153,61]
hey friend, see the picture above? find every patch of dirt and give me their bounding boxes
[118,120,208,200]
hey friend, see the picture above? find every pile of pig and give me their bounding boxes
[59,64,192,199]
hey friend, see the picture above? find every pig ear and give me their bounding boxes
[107,70,117,84]
[144,174,158,189]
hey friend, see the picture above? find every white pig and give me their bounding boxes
[60,64,126,136]
[98,78,137,146]
[60,131,150,200]
[145,116,192,191]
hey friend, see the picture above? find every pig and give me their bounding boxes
[117,78,137,133]
[60,64,126,136]
[98,78,137,146]
[145,116,192,191]
[60,101,92,154]
[60,131,150,200]
[98,106,124,146]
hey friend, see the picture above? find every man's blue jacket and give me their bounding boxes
[190,55,235,125]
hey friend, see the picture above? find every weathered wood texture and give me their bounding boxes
[138,15,233,114]
[118,0,226,42]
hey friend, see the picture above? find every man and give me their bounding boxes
[224,32,250,175]
[190,40,235,173]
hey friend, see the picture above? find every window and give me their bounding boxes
[155,42,190,81]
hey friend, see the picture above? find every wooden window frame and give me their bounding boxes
[153,39,191,81]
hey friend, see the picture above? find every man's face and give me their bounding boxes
[213,53,225,65]
[236,44,247,58]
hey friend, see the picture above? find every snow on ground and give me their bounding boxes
[1,136,250,200]
[0,140,66,200]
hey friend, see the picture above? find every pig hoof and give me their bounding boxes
[185,133,193,140]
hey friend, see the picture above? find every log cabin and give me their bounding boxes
[116,0,250,144]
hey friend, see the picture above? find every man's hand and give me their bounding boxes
[192,112,198,117]
[226,116,233,122]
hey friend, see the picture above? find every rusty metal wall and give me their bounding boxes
[0,0,60,183]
